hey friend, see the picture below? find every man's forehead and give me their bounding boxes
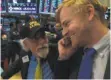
[60,7,73,16]
[60,6,83,23]
[60,7,74,23]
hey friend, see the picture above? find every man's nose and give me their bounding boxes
[62,28,69,37]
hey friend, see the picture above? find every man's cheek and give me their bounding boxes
[68,26,77,34]
[38,48,49,58]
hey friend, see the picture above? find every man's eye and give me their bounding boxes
[65,23,70,28]
[64,21,70,27]
[62,24,67,28]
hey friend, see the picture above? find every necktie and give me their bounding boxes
[35,59,42,79]
[42,61,53,79]
[78,48,96,79]
[27,56,37,79]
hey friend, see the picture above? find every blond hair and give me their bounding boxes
[56,0,107,24]
[59,0,102,7]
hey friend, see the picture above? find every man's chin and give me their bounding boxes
[36,48,49,58]
[40,56,48,62]
[39,54,47,58]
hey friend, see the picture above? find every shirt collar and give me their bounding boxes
[93,30,110,57]
[31,55,47,64]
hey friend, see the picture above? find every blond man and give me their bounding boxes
[55,0,110,79]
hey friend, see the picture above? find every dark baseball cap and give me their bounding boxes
[29,26,45,39]
[20,21,45,39]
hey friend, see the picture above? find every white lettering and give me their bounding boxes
[13,7,22,10]
[32,8,35,10]
[23,8,35,10]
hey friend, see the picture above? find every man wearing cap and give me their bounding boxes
[1,22,58,79]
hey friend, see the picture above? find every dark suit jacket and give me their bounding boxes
[1,45,58,79]
[54,48,110,79]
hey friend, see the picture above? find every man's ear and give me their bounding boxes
[86,4,95,21]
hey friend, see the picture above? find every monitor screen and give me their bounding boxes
[57,0,62,6]
[1,0,7,13]
[44,0,50,12]
[39,0,44,13]
[39,0,51,14]
[39,0,63,14]
[8,0,37,14]
[50,0,57,13]
[50,0,63,13]
[2,18,11,32]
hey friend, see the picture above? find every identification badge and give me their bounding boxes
[22,55,29,63]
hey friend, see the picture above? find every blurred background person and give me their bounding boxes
[1,22,58,79]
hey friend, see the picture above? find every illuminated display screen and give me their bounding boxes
[39,0,44,13]
[57,0,62,6]
[8,0,37,13]
[50,0,57,13]
[1,0,7,13]
[39,0,62,14]
[44,0,50,12]
[39,0,51,14]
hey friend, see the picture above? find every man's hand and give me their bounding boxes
[58,38,77,60]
